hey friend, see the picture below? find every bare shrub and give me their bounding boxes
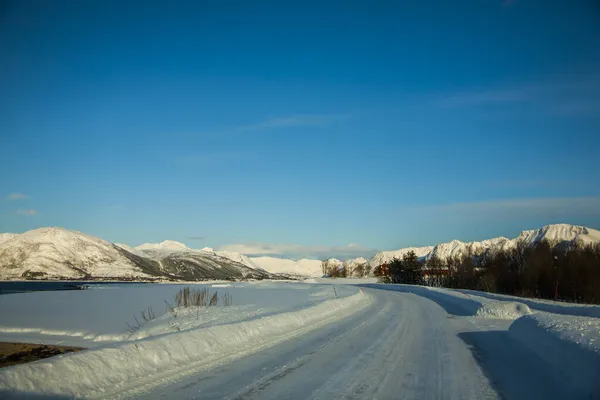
[174,287,230,308]
[140,306,155,323]
[164,299,176,317]
[221,292,232,306]
[209,291,218,306]
[175,287,191,308]
[191,288,210,306]
[127,306,157,334]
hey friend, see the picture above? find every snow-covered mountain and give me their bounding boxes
[0,229,283,281]
[128,241,280,281]
[113,242,147,258]
[368,246,434,268]
[249,257,323,277]
[211,250,260,270]
[515,224,600,247]
[130,224,600,278]
[2,223,597,281]
[343,257,367,269]
[369,224,600,268]
[0,227,162,280]
[0,233,18,245]
[426,237,512,262]
[343,257,369,276]
[135,240,192,253]
[151,251,275,281]
[129,241,275,279]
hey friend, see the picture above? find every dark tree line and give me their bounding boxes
[375,240,600,304]
[374,251,423,285]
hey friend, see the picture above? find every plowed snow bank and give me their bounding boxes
[476,302,532,319]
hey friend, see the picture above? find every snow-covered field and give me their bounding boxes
[0,281,370,398]
[0,281,360,347]
[0,280,599,399]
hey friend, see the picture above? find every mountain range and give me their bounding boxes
[0,224,598,281]
[0,228,280,281]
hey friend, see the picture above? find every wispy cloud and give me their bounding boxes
[15,209,37,216]
[188,236,206,241]
[217,242,377,260]
[235,114,350,132]
[413,197,600,218]
[435,88,531,108]
[435,75,600,114]
[491,179,582,189]
[175,151,254,166]
[553,100,600,116]
[6,192,29,201]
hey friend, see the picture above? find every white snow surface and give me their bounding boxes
[0,282,369,398]
[0,281,599,398]
[475,301,532,319]
[0,282,359,347]
[0,233,18,245]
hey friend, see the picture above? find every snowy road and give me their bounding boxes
[1,284,597,399]
[138,286,590,400]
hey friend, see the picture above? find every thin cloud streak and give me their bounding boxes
[15,209,37,216]
[188,236,206,241]
[7,193,29,201]
[413,197,600,216]
[235,113,350,132]
[175,151,255,166]
[434,75,600,112]
[171,113,351,141]
[217,242,377,260]
[435,88,531,108]
[553,101,600,116]
[491,180,583,189]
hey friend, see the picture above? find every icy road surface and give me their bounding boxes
[141,285,597,400]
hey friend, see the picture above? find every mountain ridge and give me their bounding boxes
[1,224,598,280]
[0,228,281,281]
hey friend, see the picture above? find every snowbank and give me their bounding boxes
[509,313,600,396]
[455,288,600,318]
[475,301,532,319]
[0,289,370,398]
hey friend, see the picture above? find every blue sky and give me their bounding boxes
[1,1,599,259]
